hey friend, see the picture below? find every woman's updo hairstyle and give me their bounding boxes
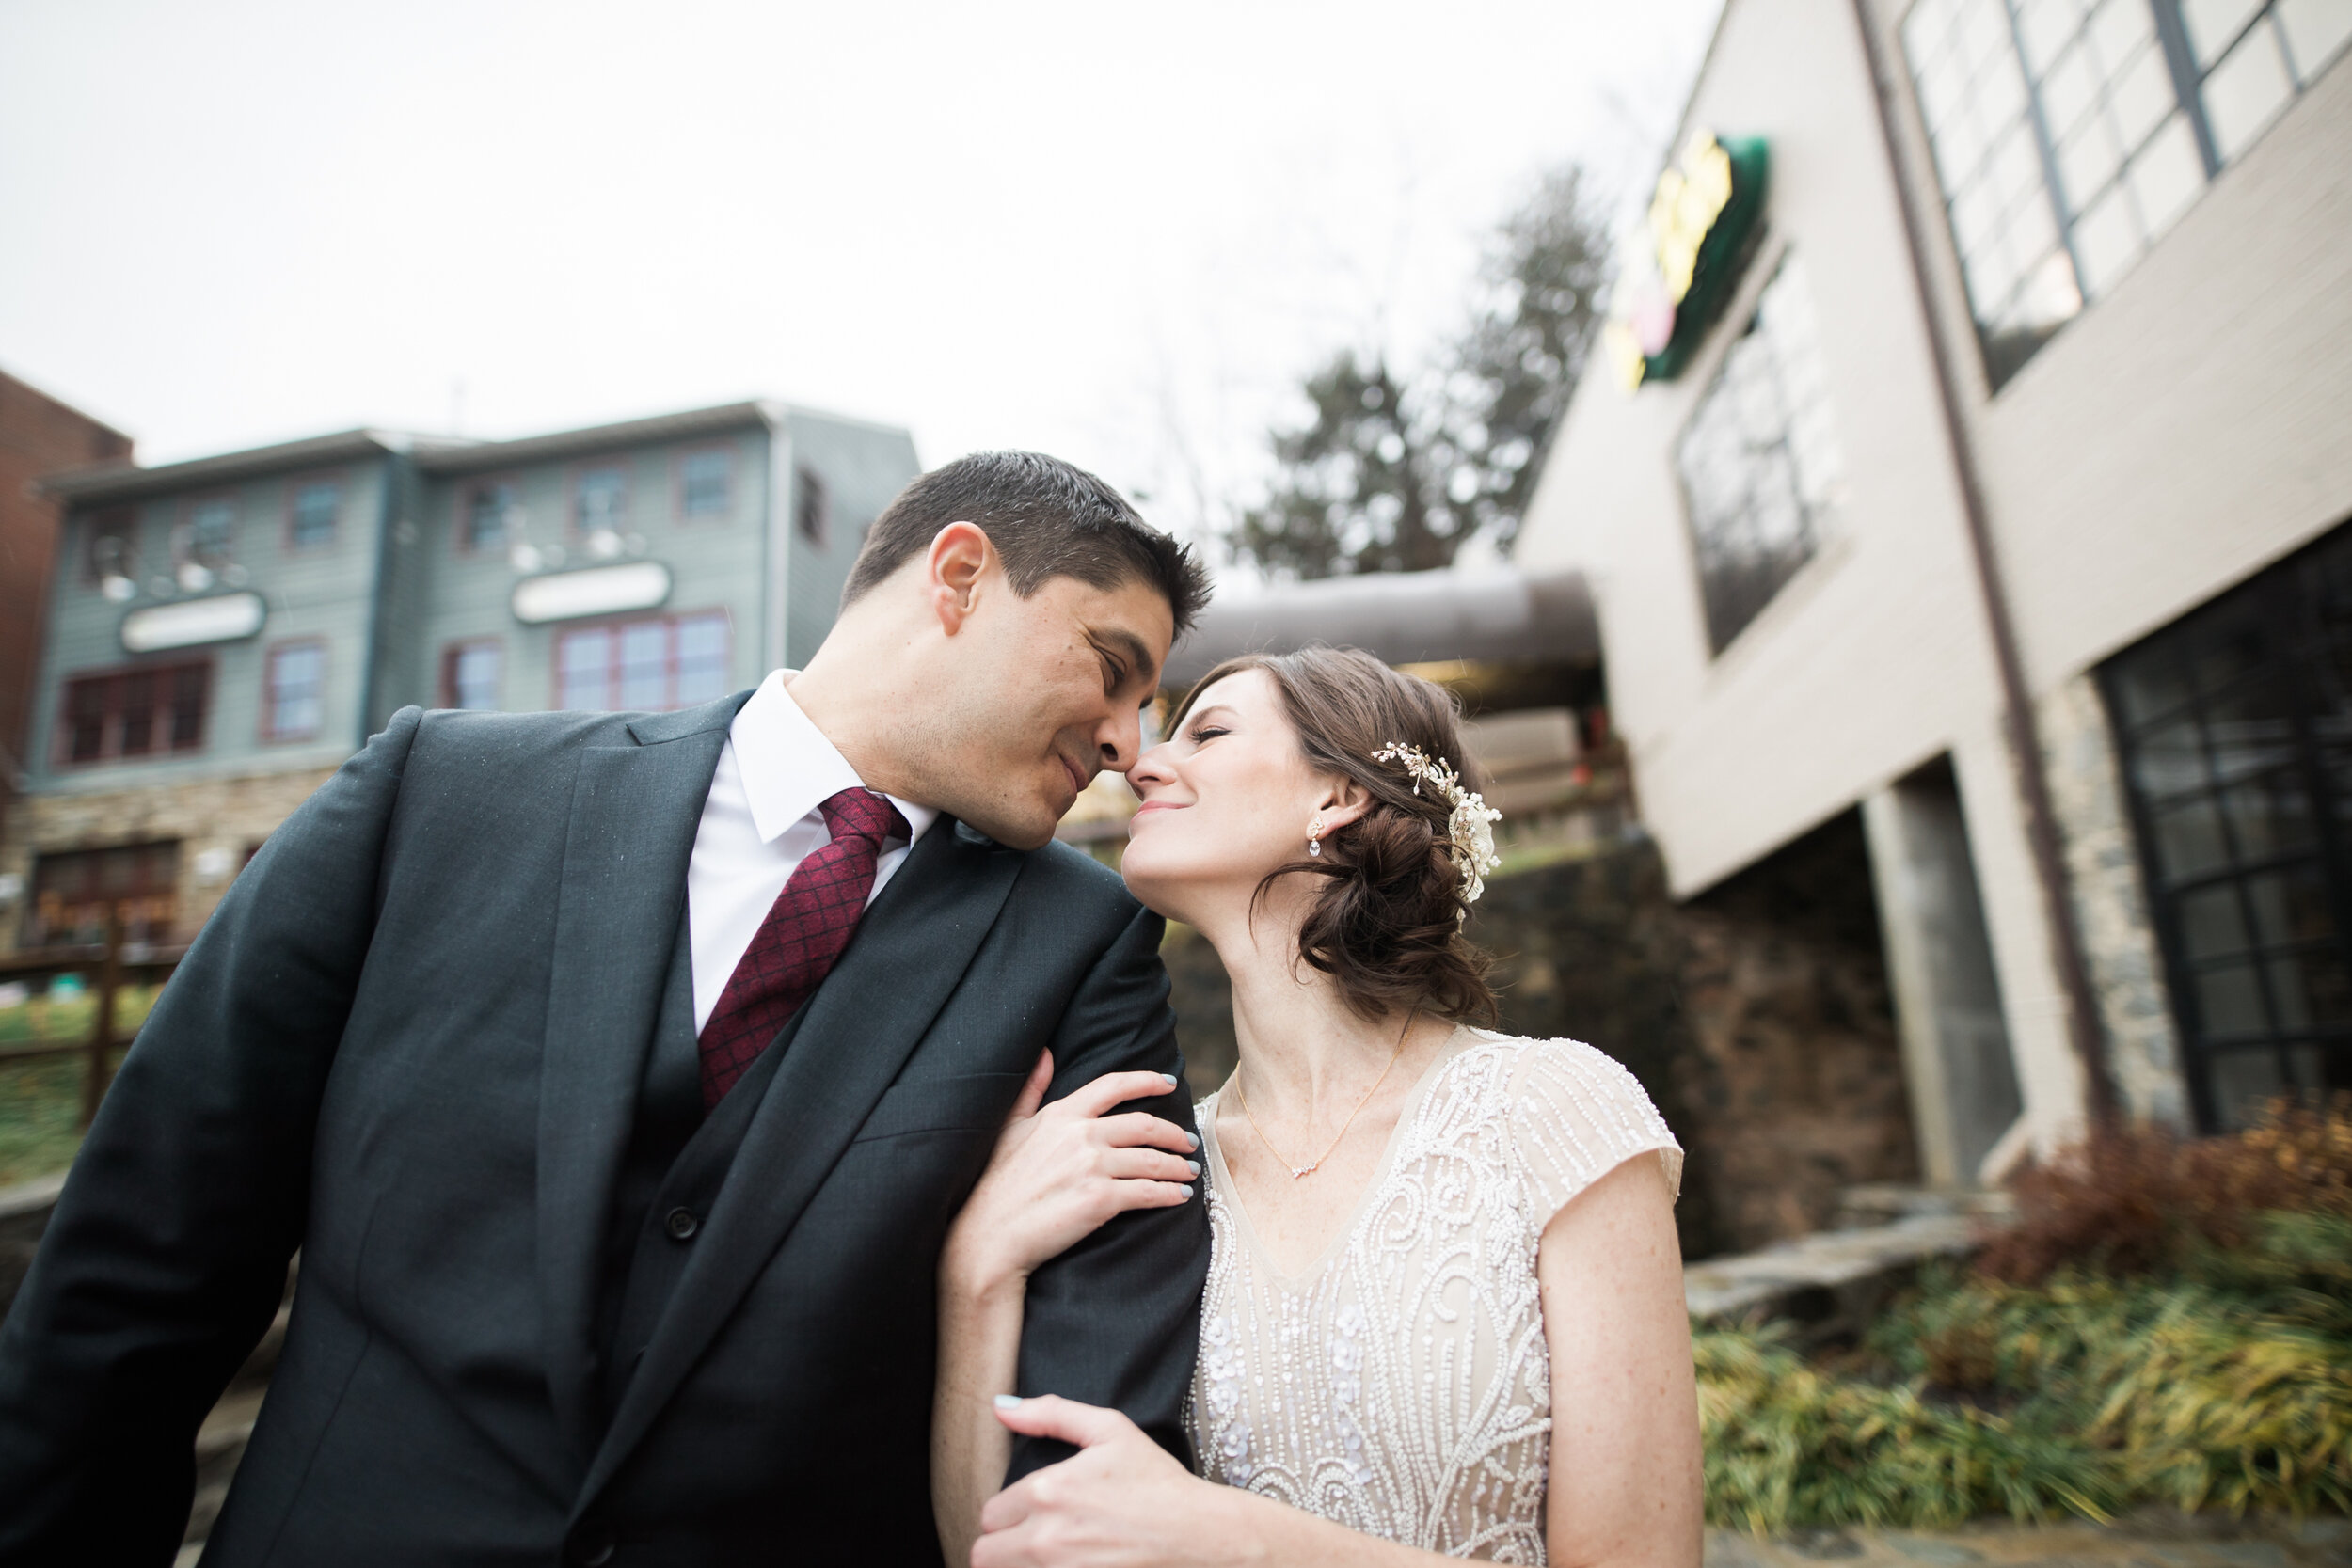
[1168,645,1498,1025]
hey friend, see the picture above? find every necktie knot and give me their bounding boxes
[819,787,909,850]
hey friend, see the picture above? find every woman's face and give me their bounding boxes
[1120,669,1338,926]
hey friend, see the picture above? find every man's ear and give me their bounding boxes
[925,521,993,636]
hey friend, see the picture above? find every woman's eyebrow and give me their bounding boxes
[1184,705,1238,726]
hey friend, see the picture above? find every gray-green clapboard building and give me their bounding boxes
[3,401,916,953]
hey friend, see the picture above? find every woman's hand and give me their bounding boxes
[942,1052,1200,1302]
[975,1397,1242,1568]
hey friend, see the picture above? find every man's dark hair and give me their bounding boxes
[841,451,1211,634]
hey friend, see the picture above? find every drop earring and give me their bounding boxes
[1308,816,1323,857]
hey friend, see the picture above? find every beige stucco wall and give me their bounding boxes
[1519,0,2352,1156]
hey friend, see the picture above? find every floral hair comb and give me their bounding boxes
[1370,742,1503,920]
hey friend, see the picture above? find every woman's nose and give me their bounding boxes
[1128,741,1175,790]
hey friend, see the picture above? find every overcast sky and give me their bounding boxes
[1,0,1719,571]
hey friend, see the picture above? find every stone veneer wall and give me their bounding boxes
[0,766,341,956]
[2038,673,2187,1127]
[1164,816,1923,1261]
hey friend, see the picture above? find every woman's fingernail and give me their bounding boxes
[1187,1131,1201,1149]
[1179,1185,1195,1199]
[1186,1159,1201,1177]
[1159,1072,1179,1086]
[993,1394,1024,1410]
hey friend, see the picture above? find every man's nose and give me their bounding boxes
[1097,707,1142,773]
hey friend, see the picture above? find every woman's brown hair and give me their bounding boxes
[1167,645,1498,1024]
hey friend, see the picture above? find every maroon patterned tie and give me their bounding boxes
[696,786,911,1107]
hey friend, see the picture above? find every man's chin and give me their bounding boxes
[951,803,1060,853]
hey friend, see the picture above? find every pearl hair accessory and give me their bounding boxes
[1370,742,1503,921]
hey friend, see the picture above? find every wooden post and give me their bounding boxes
[84,907,121,1128]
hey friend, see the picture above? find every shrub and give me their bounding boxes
[1978,1097,2352,1285]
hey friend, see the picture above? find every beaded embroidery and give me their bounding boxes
[1185,1032,1682,1561]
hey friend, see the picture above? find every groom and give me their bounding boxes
[0,453,1214,1565]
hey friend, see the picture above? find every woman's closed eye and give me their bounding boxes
[1186,724,1229,745]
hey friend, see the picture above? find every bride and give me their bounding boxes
[931,646,1701,1567]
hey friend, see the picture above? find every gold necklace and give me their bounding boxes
[1235,1009,1417,1180]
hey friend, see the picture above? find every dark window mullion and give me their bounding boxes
[1996,0,2093,287]
[2183,656,2300,1085]
[2148,0,2225,175]
[2275,566,2352,1093]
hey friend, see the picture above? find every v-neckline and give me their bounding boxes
[1202,1025,1475,1291]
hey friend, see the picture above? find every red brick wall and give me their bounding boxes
[0,371,133,828]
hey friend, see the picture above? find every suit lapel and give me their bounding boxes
[536,692,748,1469]
[579,819,1024,1505]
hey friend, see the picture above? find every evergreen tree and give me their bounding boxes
[1229,165,1610,578]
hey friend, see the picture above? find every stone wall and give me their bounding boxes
[1164,815,1923,1261]
[0,765,340,955]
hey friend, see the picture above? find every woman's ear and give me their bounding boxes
[1313,775,1375,833]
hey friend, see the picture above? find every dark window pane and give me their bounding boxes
[2240,865,2333,950]
[577,467,627,534]
[119,673,155,756]
[2208,1047,2289,1131]
[168,665,208,749]
[2128,718,2206,800]
[84,511,140,585]
[680,451,730,517]
[2185,598,2267,695]
[467,483,514,551]
[291,482,339,548]
[186,499,236,565]
[2217,769,2314,860]
[2267,948,2352,1030]
[65,677,108,761]
[2108,642,2195,727]
[2201,681,2296,786]
[2151,793,2230,880]
[2178,882,2251,960]
[2196,961,2268,1038]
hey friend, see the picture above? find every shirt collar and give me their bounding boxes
[730,670,940,847]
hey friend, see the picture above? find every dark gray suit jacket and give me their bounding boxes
[0,693,1209,1566]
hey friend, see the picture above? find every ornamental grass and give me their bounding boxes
[1693,1098,2352,1532]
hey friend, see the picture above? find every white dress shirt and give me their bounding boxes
[686,670,938,1034]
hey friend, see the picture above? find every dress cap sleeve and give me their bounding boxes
[1503,1037,1683,1225]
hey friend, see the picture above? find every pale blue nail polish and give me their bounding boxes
[993,1394,1023,1410]
[1179,1185,1194,1199]
[1159,1072,1179,1086]
[1187,1131,1201,1149]
[1185,1159,1201,1177]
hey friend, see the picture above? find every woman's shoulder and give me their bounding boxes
[1437,1028,1682,1208]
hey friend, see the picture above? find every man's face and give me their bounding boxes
[914,570,1174,850]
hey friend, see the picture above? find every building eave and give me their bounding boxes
[37,429,454,506]
[412,401,787,475]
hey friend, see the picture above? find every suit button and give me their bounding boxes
[570,1520,617,1565]
[664,1207,699,1241]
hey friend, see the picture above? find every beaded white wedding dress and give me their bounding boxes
[1184,1028,1682,1562]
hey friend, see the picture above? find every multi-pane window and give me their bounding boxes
[183,497,236,566]
[556,612,730,712]
[463,480,516,553]
[25,841,183,948]
[1674,254,1848,655]
[2182,0,2352,158]
[2102,522,2352,1130]
[1903,0,2351,388]
[82,510,140,586]
[263,642,326,741]
[679,449,732,519]
[289,479,340,549]
[795,464,830,546]
[576,465,628,536]
[59,662,211,765]
[443,641,502,710]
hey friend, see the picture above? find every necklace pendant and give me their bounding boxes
[1292,1164,1314,1179]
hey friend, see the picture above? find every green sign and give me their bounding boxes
[1605,133,1771,389]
